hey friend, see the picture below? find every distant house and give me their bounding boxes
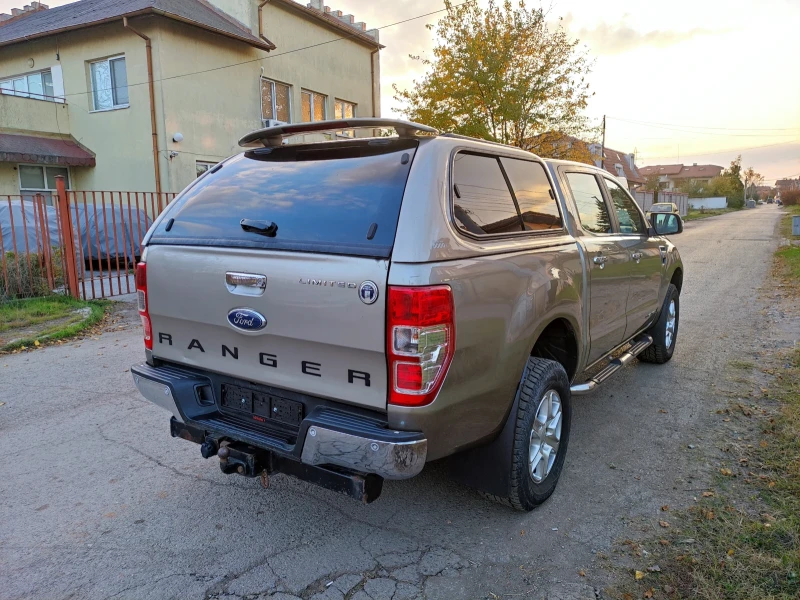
[639,163,724,192]
[776,178,800,193]
[527,133,644,193]
[588,144,645,193]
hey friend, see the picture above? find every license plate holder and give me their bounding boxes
[221,385,252,414]
[220,384,303,427]
[271,396,303,426]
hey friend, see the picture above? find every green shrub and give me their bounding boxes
[0,250,64,301]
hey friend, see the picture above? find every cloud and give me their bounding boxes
[561,13,724,55]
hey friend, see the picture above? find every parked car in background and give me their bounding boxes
[646,202,679,222]
[131,118,685,511]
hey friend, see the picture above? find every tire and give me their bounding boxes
[485,358,572,511]
[639,283,679,364]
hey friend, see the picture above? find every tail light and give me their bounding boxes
[135,262,152,350]
[387,285,455,407]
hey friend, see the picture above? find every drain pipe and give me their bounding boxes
[258,0,273,48]
[123,17,161,194]
[370,47,380,117]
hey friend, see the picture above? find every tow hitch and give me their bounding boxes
[169,418,384,503]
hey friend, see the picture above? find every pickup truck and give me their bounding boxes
[132,119,684,511]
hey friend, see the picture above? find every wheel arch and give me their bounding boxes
[670,267,683,294]
[530,317,579,382]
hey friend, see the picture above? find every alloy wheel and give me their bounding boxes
[529,389,562,483]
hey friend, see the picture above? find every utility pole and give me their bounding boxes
[600,115,606,169]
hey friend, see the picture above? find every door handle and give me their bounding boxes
[593,256,607,269]
[631,251,642,263]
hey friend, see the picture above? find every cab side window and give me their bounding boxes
[500,158,563,231]
[565,172,613,234]
[452,153,523,235]
[605,178,645,234]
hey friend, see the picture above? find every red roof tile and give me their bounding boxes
[639,164,723,179]
[671,164,723,179]
[600,147,645,184]
[639,164,683,176]
[0,133,95,167]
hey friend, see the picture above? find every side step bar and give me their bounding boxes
[570,334,653,396]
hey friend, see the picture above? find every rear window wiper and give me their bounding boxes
[240,218,278,237]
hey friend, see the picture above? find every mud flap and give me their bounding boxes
[446,387,521,498]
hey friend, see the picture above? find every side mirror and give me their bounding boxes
[651,213,683,235]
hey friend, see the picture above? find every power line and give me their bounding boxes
[639,139,800,161]
[607,117,800,138]
[608,116,800,133]
[59,3,466,100]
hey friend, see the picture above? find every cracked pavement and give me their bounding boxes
[0,207,785,599]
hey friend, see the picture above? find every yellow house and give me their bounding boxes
[0,0,382,201]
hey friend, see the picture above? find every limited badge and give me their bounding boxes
[358,281,379,305]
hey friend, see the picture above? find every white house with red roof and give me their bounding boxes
[639,163,724,191]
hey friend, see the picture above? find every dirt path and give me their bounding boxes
[0,207,786,600]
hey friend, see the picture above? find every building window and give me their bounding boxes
[0,69,55,101]
[196,161,217,178]
[90,56,128,111]
[301,90,326,122]
[18,165,70,205]
[334,99,356,136]
[261,78,291,123]
[334,99,356,119]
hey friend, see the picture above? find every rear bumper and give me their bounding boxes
[131,362,427,480]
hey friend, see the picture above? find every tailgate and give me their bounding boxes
[146,245,388,410]
[141,138,420,412]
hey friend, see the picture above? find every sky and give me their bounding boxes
[3,0,798,183]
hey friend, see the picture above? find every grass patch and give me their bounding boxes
[683,208,739,222]
[1,295,88,332]
[0,295,108,351]
[729,359,756,370]
[776,206,800,288]
[611,355,800,600]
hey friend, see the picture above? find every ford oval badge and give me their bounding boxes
[227,308,267,332]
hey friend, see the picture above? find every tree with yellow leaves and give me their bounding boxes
[393,0,595,160]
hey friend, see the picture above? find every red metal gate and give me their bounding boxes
[0,176,175,301]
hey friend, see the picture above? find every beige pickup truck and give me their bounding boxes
[132,119,684,510]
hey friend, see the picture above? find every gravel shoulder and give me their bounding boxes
[0,207,787,600]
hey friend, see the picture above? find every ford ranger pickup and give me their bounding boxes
[131,118,684,511]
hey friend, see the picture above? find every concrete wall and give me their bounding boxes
[0,21,157,193]
[0,2,379,195]
[689,197,727,209]
[0,93,70,136]
[0,161,19,195]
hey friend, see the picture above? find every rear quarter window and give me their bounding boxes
[499,158,562,231]
[452,153,522,235]
[148,139,418,258]
[451,151,560,237]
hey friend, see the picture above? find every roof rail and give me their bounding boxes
[238,118,439,148]
[439,132,518,150]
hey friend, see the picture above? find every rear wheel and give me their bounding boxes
[485,358,572,511]
[639,283,679,364]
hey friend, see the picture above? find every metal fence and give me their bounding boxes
[0,194,68,299]
[1,177,175,301]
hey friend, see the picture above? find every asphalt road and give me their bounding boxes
[0,206,785,600]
